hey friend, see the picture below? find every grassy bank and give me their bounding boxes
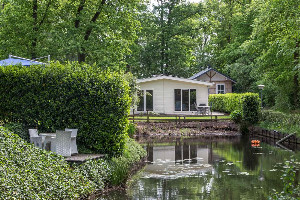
[0,126,146,199]
[260,110,300,137]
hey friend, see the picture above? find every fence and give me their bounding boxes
[129,110,230,123]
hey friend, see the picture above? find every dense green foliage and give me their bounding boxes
[0,0,142,68]
[0,127,95,199]
[209,93,260,125]
[0,63,131,155]
[3,122,29,142]
[109,138,147,186]
[128,0,299,111]
[0,0,298,110]
[0,126,147,199]
[260,110,300,137]
[74,138,146,188]
[129,1,204,77]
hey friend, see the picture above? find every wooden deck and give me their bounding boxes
[65,154,105,164]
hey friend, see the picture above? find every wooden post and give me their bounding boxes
[215,116,217,122]
[147,110,149,123]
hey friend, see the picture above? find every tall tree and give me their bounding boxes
[0,0,58,59]
[246,0,300,109]
[0,0,142,69]
[129,0,204,78]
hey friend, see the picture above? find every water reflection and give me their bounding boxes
[100,136,300,200]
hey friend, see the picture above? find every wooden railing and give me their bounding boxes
[129,110,230,123]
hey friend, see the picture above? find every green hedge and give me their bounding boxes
[0,62,132,155]
[209,93,260,124]
[0,127,94,199]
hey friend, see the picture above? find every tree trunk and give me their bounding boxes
[31,0,38,59]
[77,0,106,63]
[159,0,165,74]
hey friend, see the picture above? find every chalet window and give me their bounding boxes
[216,84,225,94]
[146,90,153,111]
[137,90,144,111]
[190,89,197,111]
[137,90,153,111]
[174,89,197,111]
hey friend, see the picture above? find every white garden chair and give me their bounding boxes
[55,130,72,157]
[28,129,44,149]
[65,128,78,155]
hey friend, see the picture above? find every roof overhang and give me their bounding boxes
[137,75,214,86]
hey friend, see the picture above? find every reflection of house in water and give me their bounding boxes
[146,140,219,165]
[145,140,220,178]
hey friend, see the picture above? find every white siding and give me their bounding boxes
[135,79,209,114]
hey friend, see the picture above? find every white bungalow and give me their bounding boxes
[134,75,213,114]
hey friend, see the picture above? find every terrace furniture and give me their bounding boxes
[40,133,56,151]
[28,129,44,149]
[195,104,210,115]
[30,136,43,149]
[40,129,78,156]
[55,130,72,157]
[65,128,78,154]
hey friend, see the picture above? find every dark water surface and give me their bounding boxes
[100,136,300,200]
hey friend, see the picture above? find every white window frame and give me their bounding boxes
[216,84,225,94]
[174,89,196,112]
[137,89,153,111]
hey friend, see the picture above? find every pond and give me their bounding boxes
[100,136,299,200]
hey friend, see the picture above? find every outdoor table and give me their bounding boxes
[39,133,56,151]
[39,133,56,137]
[39,132,77,154]
[197,106,211,115]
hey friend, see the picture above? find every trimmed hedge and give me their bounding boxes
[0,62,132,155]
[0,127,94,199]
[209,93,260,124]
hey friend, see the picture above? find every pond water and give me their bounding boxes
[100,136,300,200]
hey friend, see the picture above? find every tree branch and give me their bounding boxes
[84,0,106,41]
[38,0,52,29]
[75,0,86,28]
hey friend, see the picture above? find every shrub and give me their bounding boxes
[128,123,136,138]
[0,126,95,199]
[209,93,260,125]
[0,62,132,155]
[260,110,300,137]
[261,110,300,126]
[74,159,111,190]
[108,138,147,186]
[3,122,29,142]
[230,110,242,124]
[74,138,146,187]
